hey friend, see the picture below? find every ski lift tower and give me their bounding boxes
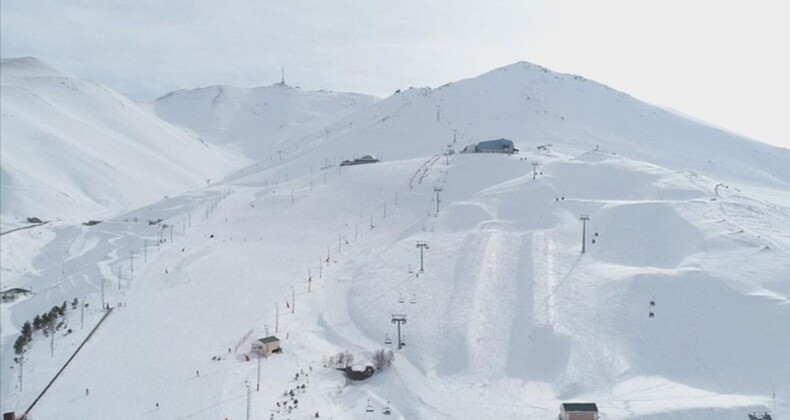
[580,214,590,253]
[391,314,407,350]
[416,241,429,272]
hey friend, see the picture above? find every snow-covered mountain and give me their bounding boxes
[152,83,377,160]
[259,62,789,190]
[0,57,246,226]
[1,61,788,420]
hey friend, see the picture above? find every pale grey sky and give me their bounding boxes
[2,0,788,148]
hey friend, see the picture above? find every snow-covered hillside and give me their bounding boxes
[262,62,789,191]
[0,57,246,226]
[1,61,788,420]
[153,83,377,160]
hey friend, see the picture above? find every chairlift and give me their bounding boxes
[384,334,392,345]
[383,401,392,415]
[398,294,405,304]
[649,311,655,318]
[650,300,655,306]
[366,399,375,413]
[410,294,416,304]
[408,265,414,274]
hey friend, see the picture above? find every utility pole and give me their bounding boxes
[391,314,407,350]
[532,162,538,180]
[117,266,122,290]
[416,241,429,272]
[257,355,261,391]
[274,302,279,333]
[291,286,295,314]
[580,215,590,254]
[101,278,106,309]
[434,187,443,216]
[130,250,134,273]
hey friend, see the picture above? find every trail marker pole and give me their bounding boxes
[434,187,443,216]
[274,302,279,333]
[291,286,295,314]
[257,355,261,391]
[18,356,24,391]
[80,297,85,329]
[130,250,134,273]
[245,381,251,419]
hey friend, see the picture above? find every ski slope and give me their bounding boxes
[1,61,788,419]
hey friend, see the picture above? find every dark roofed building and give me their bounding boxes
[0,288,32,303]
[340,154,380,166]
[559,402,599,420]
[461,138,518,154]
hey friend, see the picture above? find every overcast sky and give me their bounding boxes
[2,0,788,148]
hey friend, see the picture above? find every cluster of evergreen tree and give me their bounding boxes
[13,299,75,359]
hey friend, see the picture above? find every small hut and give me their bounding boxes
[559,402,599,420]
[251,336,281,357]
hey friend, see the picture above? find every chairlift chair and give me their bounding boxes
[366,399,375,413]
[384,334,392,345]
[410,294,416,304]
[398,294,405,304]
[383,401,392,415]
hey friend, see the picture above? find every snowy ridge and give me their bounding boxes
[0,57,246,226]
[153,83,377,160]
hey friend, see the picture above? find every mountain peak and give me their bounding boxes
[0,56,70,81]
